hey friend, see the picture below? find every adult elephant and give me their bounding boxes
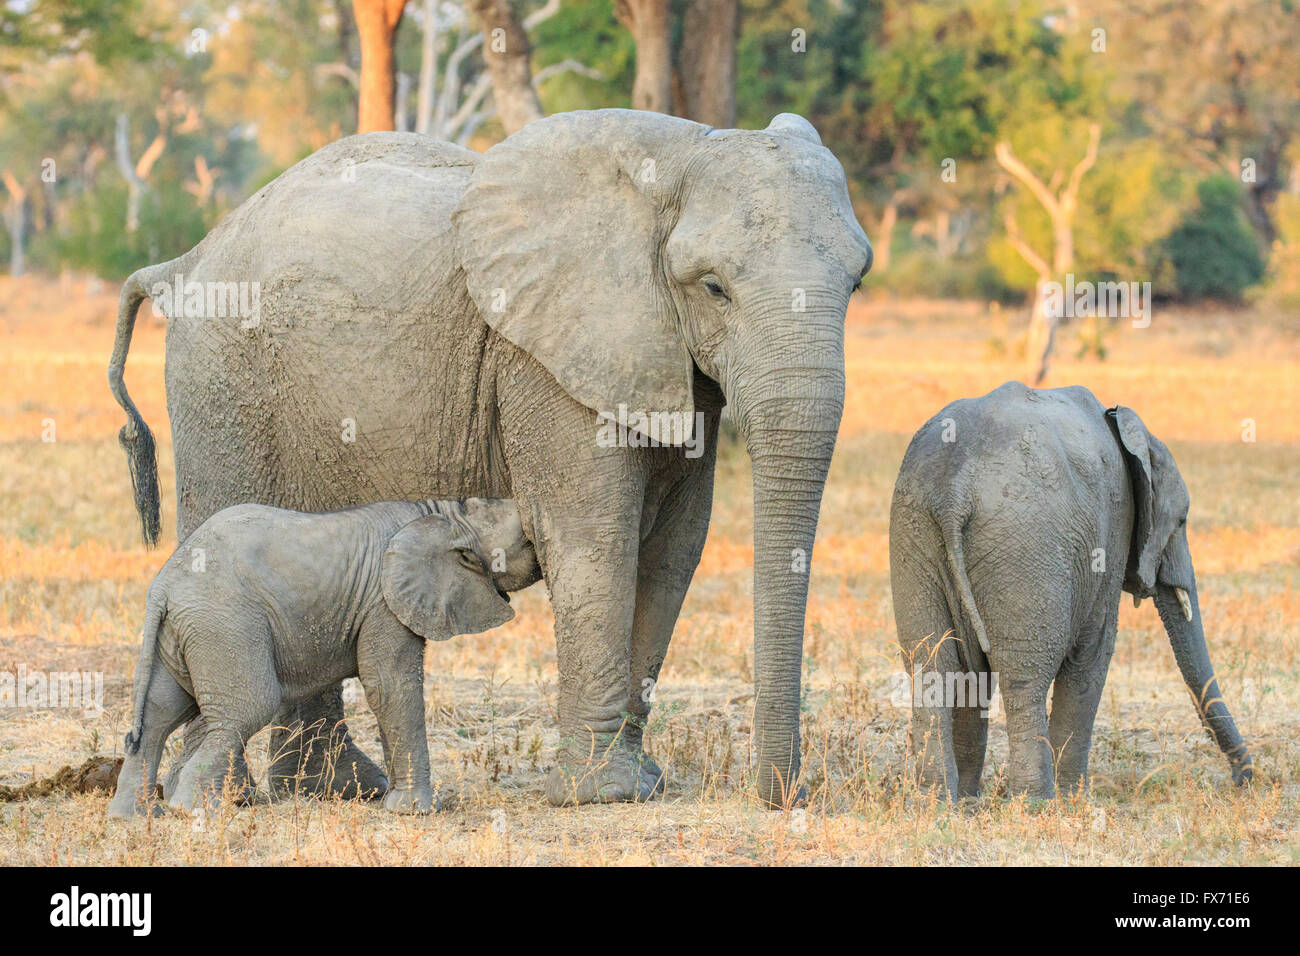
[108,109,872,807]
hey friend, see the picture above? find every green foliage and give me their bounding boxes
[1159,177,1266,301]
[0,0,160,69]
[531,0,634,111]
[737,0,873,132]
[873,250,1022,303]
[54,183,210,282]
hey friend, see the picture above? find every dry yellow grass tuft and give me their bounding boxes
[1,275,1297,864]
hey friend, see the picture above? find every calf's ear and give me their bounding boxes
[381,514,514,641]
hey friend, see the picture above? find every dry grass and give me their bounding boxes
[1,275,1297,865]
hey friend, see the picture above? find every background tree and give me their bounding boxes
[996,123,1101,383]
[616,0,738,126]
[353,0,407,132]
[615,0,673,112]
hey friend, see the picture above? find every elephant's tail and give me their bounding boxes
[942,513,990,659]
[109,263,168,548]
[124,584,167,756]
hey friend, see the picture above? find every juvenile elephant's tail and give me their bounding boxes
[941,512,990,661]
[108,264,167,548]
[123,586,167,755]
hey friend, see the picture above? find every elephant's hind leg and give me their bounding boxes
[891,510,962,799]
[952,697,990,798]
[904,631,962,799]
[108,665,198,819]
[1049,609,1117,796]
[170,629,281,814]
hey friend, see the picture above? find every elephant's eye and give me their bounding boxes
[701,276,729,301]
[852,278,863,294]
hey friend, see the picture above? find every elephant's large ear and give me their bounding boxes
[1108,405,1159,595]
[452,109,710,442]
[381,514,515,641]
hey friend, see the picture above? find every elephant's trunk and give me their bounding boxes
[730,329,845,808]
[1153,572,1252,786]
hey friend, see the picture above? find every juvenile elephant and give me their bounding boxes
[107,497,538,819]
[109,109,871,807]
[889,382,1252,800]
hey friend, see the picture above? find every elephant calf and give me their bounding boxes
[108,497,538,818]
[889,382,1252,800]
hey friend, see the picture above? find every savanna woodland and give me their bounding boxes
[1,0,1297,866]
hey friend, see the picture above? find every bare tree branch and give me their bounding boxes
[1062,122,1103,216]
[532,57,604,85]
[522,0,561,28]
[1003,208,1051,278]
[316,62,361,88]
[995,139,1062,220]
[443,73,493,140]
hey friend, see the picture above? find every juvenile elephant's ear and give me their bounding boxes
[1108,405,1158,595]
[453,109,710,442]
[381,514,515,642]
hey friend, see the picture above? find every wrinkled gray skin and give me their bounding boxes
[108,109,871,807]
[107,497,539,819]
[890,382,1252,800]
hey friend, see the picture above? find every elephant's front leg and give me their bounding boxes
[540,507,652,806]
[626,439,719,798]
[358,622,434,813]
[498,355,663,805]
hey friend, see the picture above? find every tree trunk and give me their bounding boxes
[1024,277,1056,385]
[678,0,738,128]
[470,0,545,135]
[354,0,407,133]
[616,0,673,113]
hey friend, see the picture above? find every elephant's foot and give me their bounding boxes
[107,791,165,820]
[545,744,665,806]
[382,786,437,814]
